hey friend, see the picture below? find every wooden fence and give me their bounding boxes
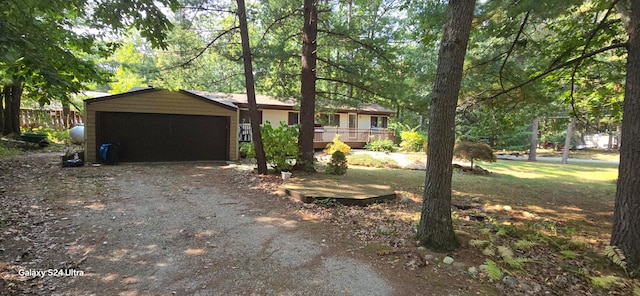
[20,109,83,129]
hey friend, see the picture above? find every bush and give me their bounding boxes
[325,150,348,175]
[242,121,299,172]
[399,130,426,152]
[365,139,396,152]
[453,141,496,168]
[324,135,351,155]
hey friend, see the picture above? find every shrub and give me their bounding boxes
[239,142,254,159]
[453,141,496,168]
[365,139,396,152]
[324,135,351,155]
[243,121,299,172]
[325,150,348,175]
[399,130,426,152]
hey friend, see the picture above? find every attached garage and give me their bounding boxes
[84,88,238,163]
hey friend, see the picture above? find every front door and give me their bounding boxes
[348,113,357,139]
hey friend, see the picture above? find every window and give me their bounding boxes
[315,113,341,126]
[288,112,299,125]
[370,116,388,128]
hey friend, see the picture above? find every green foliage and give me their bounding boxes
[399,129,426,152]
[325,151,348,175]
[324,135,351,155]
[469,239,490,249]
[453,141,496,167]
[0,142,22,157]
[605,246,627,274]
[239,142,254,159]
[481,259,503,280]
[243,122,299,172]
[346,154,399,168]
[560,250,580,259]
[588,275,622,290]
[365,139,396,152]
[513,240,538,251]
[28,126,69,144]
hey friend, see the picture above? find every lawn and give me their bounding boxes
[340,159,617,241]
[537,148,620,162]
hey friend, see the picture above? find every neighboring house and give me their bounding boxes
[188,91,396,149]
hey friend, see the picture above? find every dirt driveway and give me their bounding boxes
[1,153,401,295]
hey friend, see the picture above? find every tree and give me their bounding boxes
[295,0,319,172]
[0,0,178,135]
[417,0,476,252]
[453,141,496,168]
[611,0,640,276]
[236,0,268,175]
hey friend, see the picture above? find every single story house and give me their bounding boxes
[189,91,396,149]
[83,88,394,163]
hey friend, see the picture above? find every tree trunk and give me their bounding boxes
[561,117,574,164]
[3,84,12,135]
[0,85,6,133]
[417,0,475,252]
[9,81,22,135]
[62,102,71,129]
[611,0,640,275]
[237,0,268,175]
[2,82,22,136]
[607,126,614,152]
[528,118,538,161]
[295,0,318,172]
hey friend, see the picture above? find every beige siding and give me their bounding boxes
[84,90,238,162]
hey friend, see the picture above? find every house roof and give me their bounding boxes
[84,88,238,111]
[185,90,395,115]
[185,90,297,110]
[82,87,394,115]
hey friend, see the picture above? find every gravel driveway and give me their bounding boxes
[1,154,393,295]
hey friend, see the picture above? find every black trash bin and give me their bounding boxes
[99,143,120,165]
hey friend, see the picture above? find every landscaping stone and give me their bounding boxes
[502,275,519,287]
[452,262,466,270]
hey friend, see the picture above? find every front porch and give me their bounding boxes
[238,123,396,149]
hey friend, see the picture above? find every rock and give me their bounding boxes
[417,246,426,251]
[468,266,478,276]
[424,254,434,261]
[502,275,519,287]
[400,197,412,203]
[503,205,512,211]
[442,256,454,264]
[453,262,466,270]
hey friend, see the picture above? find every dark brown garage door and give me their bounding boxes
[96,112,229,162]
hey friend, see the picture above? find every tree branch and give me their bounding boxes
[499,11,530,90]
[570,0,619,129]
[316,57,355,74]
[317,29,393,65]
[163,26,240,70]
[460,42,628,111]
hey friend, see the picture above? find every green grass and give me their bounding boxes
[334,159,617,241]
[537,148,620,162]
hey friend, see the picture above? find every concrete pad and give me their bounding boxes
[283,176,397,206]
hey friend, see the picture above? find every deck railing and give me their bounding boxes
[239,123,395,144]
